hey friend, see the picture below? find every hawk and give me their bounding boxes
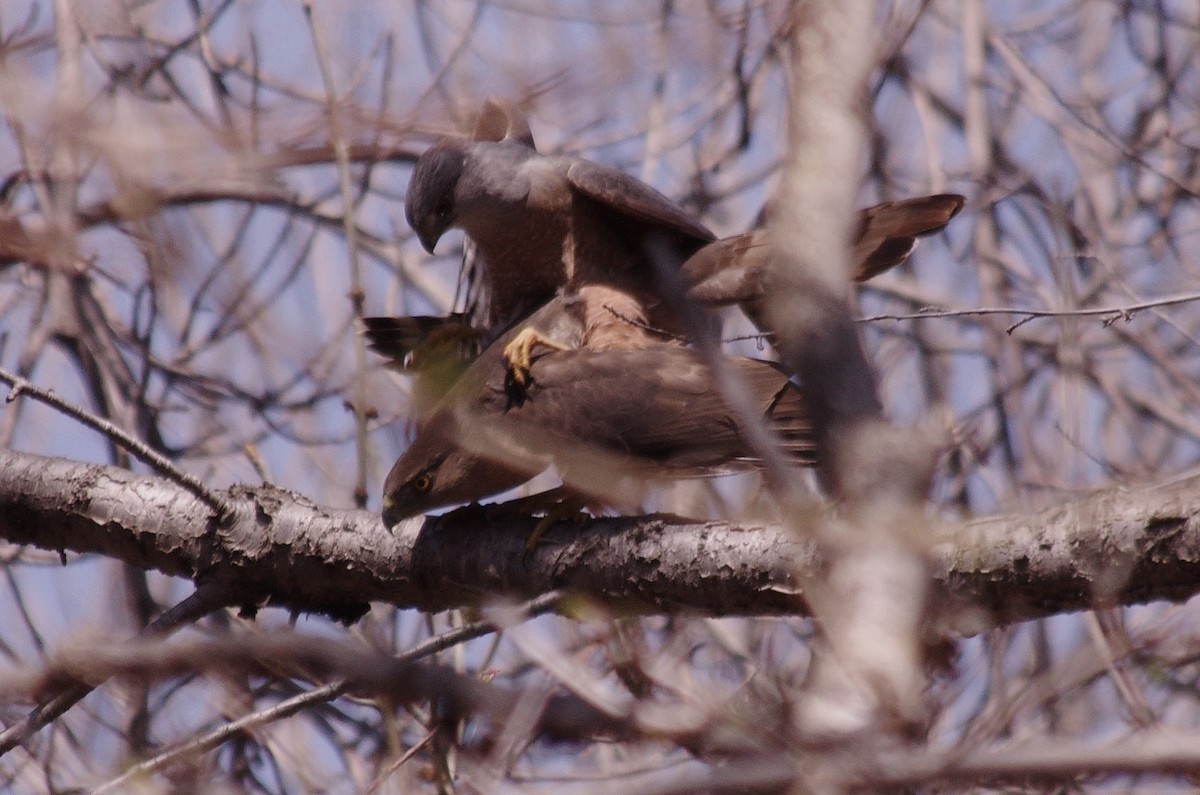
[406,102,962,342]
[373,191,963,385]
[379,295,812,527]
[404,100,716,356]
[377,102,964,521]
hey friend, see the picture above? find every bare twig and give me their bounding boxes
[858,291,1200,332]
[0,365,229,517]
[91,590,565,794]
[303,2,372,508]
[0,581,232,756]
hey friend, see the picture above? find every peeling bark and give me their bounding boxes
[1,449,1199,626]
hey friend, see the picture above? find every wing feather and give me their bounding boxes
[851,193,964,281]
[566,160,715,247]
[680,193,965,308]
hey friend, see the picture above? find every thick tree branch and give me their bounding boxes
[1,449,1198,625]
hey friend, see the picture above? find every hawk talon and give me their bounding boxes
[473,489,589,550]
[503,327,572,386]
[525,504,590,550]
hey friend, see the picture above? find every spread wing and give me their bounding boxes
[851,193,964,282]
[362,315,481,372]
[680,193,965,307]
[363,314,485,414]
[566,159,716,250]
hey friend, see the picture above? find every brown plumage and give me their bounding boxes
[362,314,484,417]
[680,194,966,309]
[379,297,811,527]
[371,194,964,393]
[379,102,964,524]
[404,100,715,344]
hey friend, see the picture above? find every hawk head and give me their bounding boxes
[405,139,468,254]
[380,420,528,528]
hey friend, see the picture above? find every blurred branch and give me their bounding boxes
[304,1,372,508]
[42,620,1200,795]
[0,582,231,756]
[89,590,564,793]
[766,2,931,746]
[8,632,637,759]
[2,450,1200,627]
[626,730,1200,793]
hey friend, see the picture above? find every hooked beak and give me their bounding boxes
[381,497,405,530]
[416,227,441,254]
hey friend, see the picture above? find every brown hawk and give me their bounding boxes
[377,102,964,522]
[407,102,961,337]
[372,191,963,387]
[404,100,716,354]
[379,295,812,527]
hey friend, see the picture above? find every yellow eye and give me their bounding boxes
[412,474,432,492]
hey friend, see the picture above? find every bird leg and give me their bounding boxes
[526,494,590,550]
[502,327,572,386]
[484,487,591,548]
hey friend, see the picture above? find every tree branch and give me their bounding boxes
[0,449,1198,625]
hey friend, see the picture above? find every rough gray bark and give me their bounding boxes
[1,449,1198,626]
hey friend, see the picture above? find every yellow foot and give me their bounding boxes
[526,502,590,550]
[482,488,591,547]
[503,327,572,386]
